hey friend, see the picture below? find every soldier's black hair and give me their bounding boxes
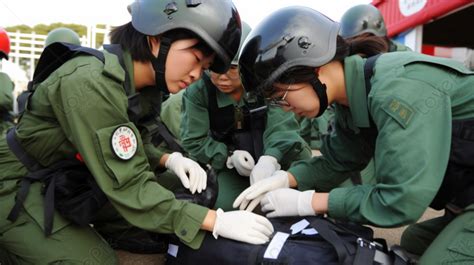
[275,35,388,88]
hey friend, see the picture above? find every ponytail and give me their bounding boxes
[334,34,389,61]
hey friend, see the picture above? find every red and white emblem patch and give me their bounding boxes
[111,126,137,160]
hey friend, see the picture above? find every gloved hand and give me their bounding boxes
[165,152,207,194]
[226,150,255,177]
[233,170,290,211]
[250,155,281,185]
[212,208,274,244]
[261,188,316,218]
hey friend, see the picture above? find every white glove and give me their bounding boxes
[165,152,207,194]
[226,150,255,177]
[212,208,274,244]
[261,189,316,218]
[250,155,281,185]
[233,170,290,211]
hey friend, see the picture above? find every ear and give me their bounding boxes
[148,36,161,57]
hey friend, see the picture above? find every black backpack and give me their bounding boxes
[165,216,412,265]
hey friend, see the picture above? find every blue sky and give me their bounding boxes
[0,0,370,28]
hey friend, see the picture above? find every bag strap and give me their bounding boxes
[6,127,43,172]
[6,128,80,235]
[351,54,382,185]
[153,116,185,153]
[310,218,351,265]
[32,42,105,87]
[246,106,266,159]
[310,217,380,265]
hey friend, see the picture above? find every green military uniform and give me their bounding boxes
[181,73,312,210]
[160,89,185,140]
[311,40,411,187]
[389,40,411,52]
[0,49,209,264]
[0,72,14,134]
[288,52,474,264]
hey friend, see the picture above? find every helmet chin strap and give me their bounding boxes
[309,76,328,117]
[151,36,172,96]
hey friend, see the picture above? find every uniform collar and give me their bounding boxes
[216,90,244,108]
[207,73,245,108]
[343,55,371,128]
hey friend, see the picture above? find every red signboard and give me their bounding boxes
[372,0,473,37]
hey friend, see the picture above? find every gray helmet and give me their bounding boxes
[239,6,339,95]
[128,0,241,74]
[45,27,81,47]
[232,21,251,65]
[339,4,387,38]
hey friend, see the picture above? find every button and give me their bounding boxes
[180,229,187,236]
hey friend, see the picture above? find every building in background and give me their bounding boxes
[373,0,473,69]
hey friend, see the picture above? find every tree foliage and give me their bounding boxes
[4,23,108,77]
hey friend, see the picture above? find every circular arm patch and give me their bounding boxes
[111,126,138,160]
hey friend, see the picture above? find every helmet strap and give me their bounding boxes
[309,76,328,117]
[151,36,172,96]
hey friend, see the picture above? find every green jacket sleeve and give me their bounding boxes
[140,122,168,172]
[48,55,208,249]
[160,90,185,140]
[289,106,371,191]
[180,83,229,170]
[263,107,311,164]
[0,72,14,112]
[328,79,451,227]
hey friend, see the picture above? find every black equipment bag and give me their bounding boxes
[166,216,411,265]
[6,128,108,236]
[48,162,108,226]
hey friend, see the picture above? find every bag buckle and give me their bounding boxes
[357,237,376,249]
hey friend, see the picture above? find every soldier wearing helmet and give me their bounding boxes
[0,27,14,135]
[330,4,412,187]
[0,1,273,263]
[17,27,82,115]
[340,4,410,52]
[234,6,474,265]
[44,27,81,47]
[180,21,312,211]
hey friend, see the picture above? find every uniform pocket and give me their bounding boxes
[444,218,474,263]
[95,122,150,188]
[22,182,71,234]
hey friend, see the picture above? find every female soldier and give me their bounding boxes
[0,1,273,264]
[0,28,14,135]
[181,22,312,211]
[234,6,474,265]
[339,4,411,52]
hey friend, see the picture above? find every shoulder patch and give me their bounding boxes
[382,98,415,129]
[111,126,138,160]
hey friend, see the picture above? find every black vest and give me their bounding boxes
[204,74,266,160]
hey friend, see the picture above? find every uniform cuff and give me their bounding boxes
[264,148,283,161]
[289,166,315,191]
[175,202,208,249]
[327,187,347,219]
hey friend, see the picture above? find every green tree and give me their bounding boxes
[5,23,105,47]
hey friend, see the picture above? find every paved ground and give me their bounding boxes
[116,251,165,265]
